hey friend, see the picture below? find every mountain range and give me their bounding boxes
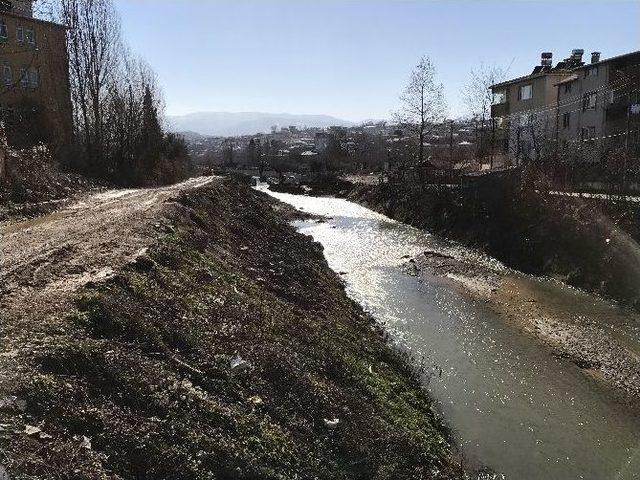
[166,112,355,137]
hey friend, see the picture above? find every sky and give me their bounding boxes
[114,0,640,122]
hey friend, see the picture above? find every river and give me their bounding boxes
[262,187,640,480]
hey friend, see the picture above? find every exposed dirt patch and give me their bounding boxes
[0,146,102,221]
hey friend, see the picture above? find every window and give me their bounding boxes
[16,26,23,43]
[564,83,572,94]
[0,21,7,41]
[492,90,507,105]
[28,67,38,88]
[581,126,596,141]
[585,66,598,77]
[2,64,11,86]
[562,112,570,128]
[19,67,28,88]
[518,84,532,101]
[583,92,597,110]
[25,28,35,46]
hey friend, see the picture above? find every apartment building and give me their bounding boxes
[490,51,580,163]
[491,49,640,164]
[0,0,73,151]
[556,50,640,156]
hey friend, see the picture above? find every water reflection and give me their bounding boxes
[264,188,640,480]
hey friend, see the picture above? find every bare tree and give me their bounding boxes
[461,63,506,165]
[58,0,122,174]
[33,0,56,19]
[395,56,446,164]
[50,0,190,185]
[462,64,506,126]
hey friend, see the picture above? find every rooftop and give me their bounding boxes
[491,49,640,90]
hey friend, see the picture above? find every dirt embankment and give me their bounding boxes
[0,177,462,479]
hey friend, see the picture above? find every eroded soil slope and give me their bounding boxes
[0,178,461,479]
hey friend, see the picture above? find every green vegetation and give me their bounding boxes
[6,180,461,479]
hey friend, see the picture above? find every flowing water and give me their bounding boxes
[262,187,640,480]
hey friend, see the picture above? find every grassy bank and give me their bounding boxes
[4,180,461,479]
[350,180,640,311]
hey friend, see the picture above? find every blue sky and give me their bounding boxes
[115,0,640,121]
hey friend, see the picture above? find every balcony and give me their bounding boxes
[491,102,509,119]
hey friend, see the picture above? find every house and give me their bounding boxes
[0,0,73,152]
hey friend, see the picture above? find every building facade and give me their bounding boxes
[491,49,640,164]
[556,51,640,160]
[0,0,73,151]
[491,51,578,164]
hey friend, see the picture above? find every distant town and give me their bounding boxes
[181,48,639,194]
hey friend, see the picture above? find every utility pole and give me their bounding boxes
[626,103,631,156]
[623,103,631,192]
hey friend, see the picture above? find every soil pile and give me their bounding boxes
[0,145,98,220]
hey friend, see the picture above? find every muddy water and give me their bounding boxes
[263,188,640,480]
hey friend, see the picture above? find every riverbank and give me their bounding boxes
[349,179,640,311]
[347,180,640,401]
[1,178,463,479]
[405,248,640,401]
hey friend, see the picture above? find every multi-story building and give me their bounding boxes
[490,51,579,164]
[556,50,640,158]
[0,0,73,151]
[491,49,640,164]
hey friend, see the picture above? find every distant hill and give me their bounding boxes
[166,112,355,137]
[173,130,208,142]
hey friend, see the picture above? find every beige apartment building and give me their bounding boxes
[556,51,640,156]
[490,51,579,163]
[0,0,73,151]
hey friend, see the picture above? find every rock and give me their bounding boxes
[230,355,250,371]
[323,418,340,428]
[24,425,41,436]
[73,435,92,450]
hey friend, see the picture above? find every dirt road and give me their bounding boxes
[0,176,215,398]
